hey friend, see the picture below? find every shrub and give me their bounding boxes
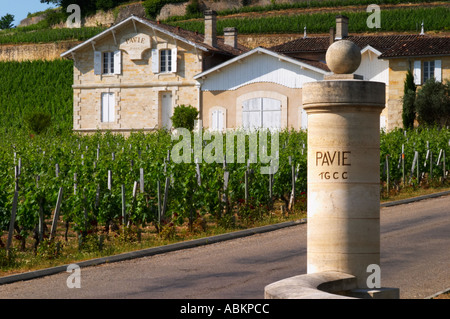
[24,111,52,135]
[402,69,416,130]
[171,104,199,131]
[186,0,201,16]
[144,0,167,18]
[415,78,450,127]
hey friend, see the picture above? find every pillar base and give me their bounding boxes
[349,288,400,299]
[264,272,400,299]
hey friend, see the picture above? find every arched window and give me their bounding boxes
[242,97,281,130]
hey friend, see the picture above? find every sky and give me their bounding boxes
[0,0,58,27]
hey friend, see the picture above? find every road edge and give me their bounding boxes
[1,189,450,287]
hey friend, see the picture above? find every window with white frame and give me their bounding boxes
[423,61,435,83]
[160,49,172,73]
[242,98,281,130]
[101,93,115,123]
[103,52,115,75]
[94,50,121,75]
[151,48,177,74]
[414,59,442,85]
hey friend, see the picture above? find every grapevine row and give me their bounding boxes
[1,127,449,252]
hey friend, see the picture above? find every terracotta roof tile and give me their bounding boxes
[140,17,249,56]
[378,36,450,58]
[270,34,424,54]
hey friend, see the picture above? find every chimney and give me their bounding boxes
[224,27,238,49]
[335,15,349,40]
[329,27,335,45]
[204,10,217,48]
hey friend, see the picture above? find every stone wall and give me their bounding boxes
[0,41,81,62]
[0,32,298,62]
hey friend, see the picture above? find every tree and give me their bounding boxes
[415,78,450,127]
[40,0,129,16]
[171,104,199,131]
[402,69,416,130]
[0,14,14,29]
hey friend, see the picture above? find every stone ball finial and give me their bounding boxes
[326,40,361,74]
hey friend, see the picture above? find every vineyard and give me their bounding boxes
[0,60,73,133]
[0,127,449,268]
[169,7,450,35]
[0,26,107,45]
[0,1,448,45]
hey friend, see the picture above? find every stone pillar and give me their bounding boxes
[303,40,385,288]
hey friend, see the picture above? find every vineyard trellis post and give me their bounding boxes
[157,180,162,225]
[288,156,296,211]
[49,186,64,241]
[443,150,446,181]
[402,144,405,185]
[121,184,127,230]
[386,155,390,195]
[6,191,19,257]
[140,168,144,193]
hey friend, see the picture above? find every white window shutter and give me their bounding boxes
[109,93,115,122]
[413,60,421,85]
[171,48,178,73]
[101,93,115,122]
[435,60,442,82]
[113,50,122,75]
[151,49,159,74]
[101,93,108,122]
[94,51,102,75]
[212,110,218,131]
[218,110,224,131]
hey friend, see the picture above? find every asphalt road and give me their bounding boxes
[0,195,449,299]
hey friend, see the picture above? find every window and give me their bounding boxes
[152,48,177,74]
[423,61,435,83]
[160,49,172,73]
[101,93,115,123]
[242,98,281,130]
[413,60,442,85]
[94,51,121,75]
[103,52,115,75]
